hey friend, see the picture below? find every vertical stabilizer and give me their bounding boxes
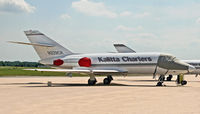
[24,30,72,59]
[114,44,136,53]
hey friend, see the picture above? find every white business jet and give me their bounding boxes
[10,30,195,86]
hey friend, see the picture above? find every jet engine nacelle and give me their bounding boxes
[78,57,91,67]
[53,59,64,66]
[52,57,92,67]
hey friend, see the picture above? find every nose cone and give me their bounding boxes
[188,65,196,73]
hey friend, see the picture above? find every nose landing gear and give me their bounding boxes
[156,75,165,86]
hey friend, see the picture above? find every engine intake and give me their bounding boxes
[78,57,91,67]
[53,59,64,66]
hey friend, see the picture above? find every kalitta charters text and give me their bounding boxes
[98,56,152,62]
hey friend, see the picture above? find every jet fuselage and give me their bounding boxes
[39,52,193,76]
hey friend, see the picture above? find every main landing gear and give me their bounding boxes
[103,75,113,85]
[88,75,113,85]
[88,75,97,86]
[88,78,97,85]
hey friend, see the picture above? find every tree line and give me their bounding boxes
[0,61,45,67]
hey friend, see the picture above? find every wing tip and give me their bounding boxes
[113,44,125,46]
[24,30,44,36]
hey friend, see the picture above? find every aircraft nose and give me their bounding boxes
[188,65,196,73]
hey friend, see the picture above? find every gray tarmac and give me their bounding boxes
[0,75,200,114]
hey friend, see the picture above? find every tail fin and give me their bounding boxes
[114,44,136,53]
[24,30,72,60]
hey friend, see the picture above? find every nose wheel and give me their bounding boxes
[156,82,163,86]
[156,75,165,86]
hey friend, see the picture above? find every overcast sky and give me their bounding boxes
[1,0,200,61]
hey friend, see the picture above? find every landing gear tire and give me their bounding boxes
[103,75,113,85]
[107,75,113,80]
[88,79,96,85]
[103,78,111,85]
[157,75,165,86]
[156,82,163,86]
[181,80,187,85]
[166,75,173,81]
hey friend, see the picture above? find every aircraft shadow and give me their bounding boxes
[21,82,177,88]
[0,82,45,85]
[187,81,200,82]
[0,82,178,88]
[116,79,176,82]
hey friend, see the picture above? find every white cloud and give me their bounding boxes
[115,25,143,31]
[0,0,35,13]
[72,0,117,18]
[120,11,132,17]
[60,14,71,20]
[126,33,156,39]
[134,12,150,18]
[196,17,200,24]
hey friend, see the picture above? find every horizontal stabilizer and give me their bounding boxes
[8,41,54,47]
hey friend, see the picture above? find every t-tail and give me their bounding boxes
[10,30,73,60]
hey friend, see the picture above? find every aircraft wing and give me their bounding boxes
[25,69,90,73]
[92,69,128,75]
[114,44,136,53]
[25,68,128,75]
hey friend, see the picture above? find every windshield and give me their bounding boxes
[165,56,174,61]
[159,55,175,62]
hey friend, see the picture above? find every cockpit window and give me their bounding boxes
[173,58,179,62]
[164,55,175,62]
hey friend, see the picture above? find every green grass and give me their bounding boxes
[0,66,68,76]
[0,67,149,77]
